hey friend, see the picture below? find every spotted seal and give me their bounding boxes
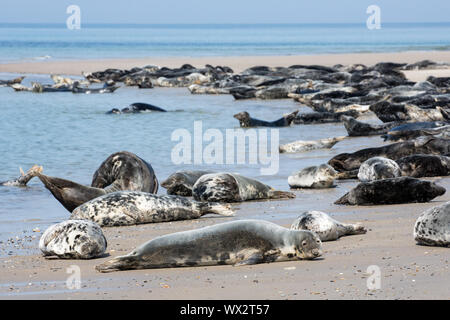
[192,173,295,202]
[0,165,43,187]
[37,151,158,212]
[233,110,299,128]
[39,220,107,259]
[357,157,401,182]
[335,177,445,205]
[95,219,322,272]
[414,201,450,247]
[71,191,234,227]
[161,170,215,196]
[279,137,345,153]
[290,211,366,241]
[288,164,338,189]
[396,154,450,178]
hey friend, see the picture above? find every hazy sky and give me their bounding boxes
[1,0,449,24]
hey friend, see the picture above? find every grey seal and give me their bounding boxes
[288,164,338,189]
[0,165,43,187]
[279,137,345,153]
[192,172,295,202]
[161,170,215,196]
[233,110,299,128]
[106,102,167,114]
[71,191,234,227]
[396,154,450,178]
[95,219,322,272]
[357,157,401,182]
[37,151,158,212]
[39,220,107,259]
[335,177,446,205]
[414,201,450,247]
[290,211,366,241]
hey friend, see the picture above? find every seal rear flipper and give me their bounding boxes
[338,222,367,236]
[268,190,296,200]
[37,173,106,212]
[336,170,359,180]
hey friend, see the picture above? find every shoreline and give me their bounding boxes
[2,51,450,78]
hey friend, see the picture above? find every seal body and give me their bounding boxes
[71,191,234,227]
[290,211,366,241]
[95,219,322,272]
[288,164,337,188]
[396,154,450,177]
[341,116,400,137]
[357,157,402,182]
[335,177,446,205]
[39,220,107,259]
[161,170,215,196]
[279,137,345,153]
[328,137,450,172]
[414,202,450,247]
[38,151,158,212]
[233,110,298,127]
[192,173,295,202]
[106,102,166,114]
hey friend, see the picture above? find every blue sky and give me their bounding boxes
[1,0,449,24]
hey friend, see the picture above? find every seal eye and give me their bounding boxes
[302,240,307,247]
[316,240,320,244]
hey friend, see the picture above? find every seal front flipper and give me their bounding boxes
[233,252,264,266]
[37,173,106,212]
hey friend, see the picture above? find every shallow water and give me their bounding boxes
[0,72,387,256]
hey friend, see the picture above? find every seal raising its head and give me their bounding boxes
[414,201,450,247]
[71,191,234,227]
[37,151,158,212]
[39,220,107,259]
[96,220,322,272]
[290,211,366,241]
[0,165,43,187]
[233,110,299,128]
[192,172,295,202]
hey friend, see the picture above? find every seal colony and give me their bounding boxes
[95,220,322,272]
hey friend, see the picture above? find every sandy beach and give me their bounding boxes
[2,51,450,81]
[1,51,449,300]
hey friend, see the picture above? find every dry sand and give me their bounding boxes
[0,52,449,300]
[2,51,450,81]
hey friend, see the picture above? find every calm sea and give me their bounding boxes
[0,23,450,62]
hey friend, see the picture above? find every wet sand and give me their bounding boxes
[0,53,449,300]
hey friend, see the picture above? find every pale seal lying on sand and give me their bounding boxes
[357,157,402,182]
[396,154,450,178]
[37,151,158,212]
[0,165,43,187]
[71,191,234,227]
[279,137,345,153]
[233,110,299,127]
[161,170,215,196]
[288,164,338,188]
[290,211,367,241]
[39,220,107,259]
[414,201,450,247]
[95,219,322,272]
[335,177,446,205]
[192,172,295,202]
